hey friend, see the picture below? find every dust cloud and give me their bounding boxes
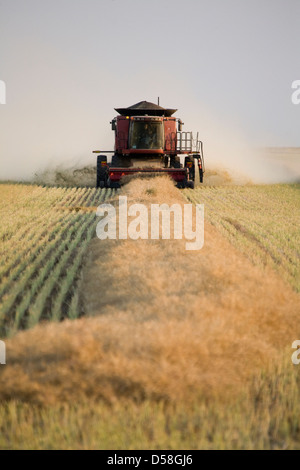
[33,164,96,187]
[182,108,300,184]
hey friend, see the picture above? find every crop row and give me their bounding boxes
[184,184,300,291]
[0,185,117,337]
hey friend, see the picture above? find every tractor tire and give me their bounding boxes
[186,180,195,189]
[110,182,120,189]
[177,178,188,189]
[110,154,121,167]
[106,177,120,189]
[170,156,181,168]
[96,155,108,188]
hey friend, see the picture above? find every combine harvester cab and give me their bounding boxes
[93,100,205,189]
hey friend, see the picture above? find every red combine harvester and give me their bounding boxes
[93,100,205,189]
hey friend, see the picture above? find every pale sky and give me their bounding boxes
[0,0,299,180]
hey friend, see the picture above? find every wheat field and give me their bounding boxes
[0,177,299,449]
[0,184,118,337]
[184,184,300,291]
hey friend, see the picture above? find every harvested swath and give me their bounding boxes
[0,176,299,406]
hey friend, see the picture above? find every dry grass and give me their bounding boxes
[0,176,299,407]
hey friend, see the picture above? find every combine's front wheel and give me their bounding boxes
[96,155,108,188]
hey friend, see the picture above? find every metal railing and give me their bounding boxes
[176,131,202,153]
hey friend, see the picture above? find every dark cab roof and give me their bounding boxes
[115,101,177,117]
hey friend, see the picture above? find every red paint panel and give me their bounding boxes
[115,116,130,152]
[164,118,176,152]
